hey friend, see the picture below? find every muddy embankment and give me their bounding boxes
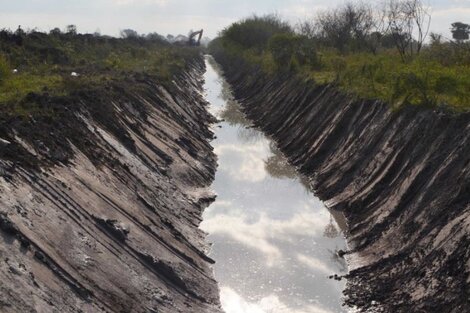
[0,57,222,313]
[214,56,470,312]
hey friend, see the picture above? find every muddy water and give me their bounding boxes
[201,56,348,313]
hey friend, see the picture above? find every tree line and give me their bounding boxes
[209,0,470,111]
[299,0,469,61]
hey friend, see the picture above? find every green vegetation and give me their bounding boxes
[310,50,470,111]
[210,4,470,111]
[268,33,318,70]
[0,27,199,109]
[0,54,10,84]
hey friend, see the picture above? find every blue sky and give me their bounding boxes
[0,0,469,39]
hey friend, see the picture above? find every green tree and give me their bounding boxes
[120,29,139,39]
[221,15,292,51]
[451,22,470,42]
[268,34,318,70]
[65,24,77,35]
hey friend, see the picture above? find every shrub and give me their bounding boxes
[268,33,297,68]
[212,14,470,111]
[0,54,10,85]
[423,40,470,66]
[390,72,434,106]
[295,36,319,67]
[268,33,318,70]
[0,28,199,106]
[221,15,292,51]
[433,75,458,95]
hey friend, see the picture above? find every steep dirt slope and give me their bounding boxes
[215,61,470,313]
[0,57,221,313]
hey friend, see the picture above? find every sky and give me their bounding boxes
[0,0,469,39]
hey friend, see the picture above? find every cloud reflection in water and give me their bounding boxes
[221,287,336,313]
[203,56,347,313]
[201,209,330,266]
[215,143,269,183]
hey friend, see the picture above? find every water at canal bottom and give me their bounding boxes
[200,56,348,313]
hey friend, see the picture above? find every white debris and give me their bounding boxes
[71,72,79,77]
[12,69,18,74]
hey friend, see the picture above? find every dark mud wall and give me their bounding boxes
[215,58,470,312]
[0,57,221,313]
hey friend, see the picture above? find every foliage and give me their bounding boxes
[220,15,292,51]
[210,12,470,111]
[451,22,470,42]
[268,33,318,70]
[313,2,377,54]
[313,51,470,110]
[0,73,63,104]
[0,54,10,85]
[381,0,432,60]
[0,27,200,107]
[423,38,470,66]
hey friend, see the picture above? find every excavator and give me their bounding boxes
[188,29,203,46]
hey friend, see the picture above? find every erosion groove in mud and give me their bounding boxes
[214,56,470,313]
[0,57,222,313]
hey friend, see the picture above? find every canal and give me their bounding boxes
[201,56,348,313]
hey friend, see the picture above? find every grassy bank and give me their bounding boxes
[0,28,200,114]
[209,15,470,111]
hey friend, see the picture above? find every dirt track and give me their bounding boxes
[213,57,470,313]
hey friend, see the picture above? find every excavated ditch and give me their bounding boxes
[0,57,222,313]
[212,56,470,313]
[1,48,468,313]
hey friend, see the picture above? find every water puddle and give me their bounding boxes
[201,56,347,313]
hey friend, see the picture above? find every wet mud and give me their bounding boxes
[0,57,222,313]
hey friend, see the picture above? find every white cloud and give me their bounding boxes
[201,210,329,266]
[215,143,269,183]
[220,286,335,313]
[432,7,470,17]
[297,254,333,275]
[203,199,233,215]
[110,0,167,5]
[280,4,328,21]
[0,0,465,39]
